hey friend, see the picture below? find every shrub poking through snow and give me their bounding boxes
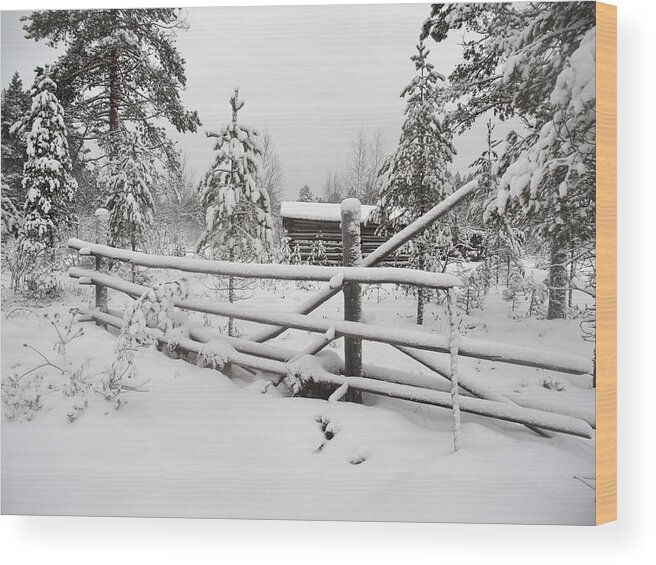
[1,309,89,421]
[2,371,44,422]
[196,340,233,372]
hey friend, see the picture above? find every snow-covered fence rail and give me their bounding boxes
[81,309,593,439]
[69,266,592,375]
[67,238,461,290]
[68,187,594,443]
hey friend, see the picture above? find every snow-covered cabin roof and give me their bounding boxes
[280,201,379,224]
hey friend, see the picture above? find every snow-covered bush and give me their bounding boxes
[103,280,189,408]
[23,266,64,303]
[2,238,73,302]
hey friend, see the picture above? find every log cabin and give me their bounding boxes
[280,201,410,266]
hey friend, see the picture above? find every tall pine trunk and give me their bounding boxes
[547,235,568,319]
[108,13,120,155]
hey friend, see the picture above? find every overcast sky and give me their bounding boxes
[1,5,500,200]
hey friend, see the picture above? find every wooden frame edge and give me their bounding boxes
[595,1,617,525]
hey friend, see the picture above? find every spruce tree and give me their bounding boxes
[298,184,315,203]
[196,88,273,335]
[11,66,77,253]
[1,72,31,202]
[376,42,456,325]
[105,128,157,252]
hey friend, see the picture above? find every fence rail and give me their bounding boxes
[68,188,595,444]
[68,238,461,290]
[69,266,591,375]
[82,309,593,439]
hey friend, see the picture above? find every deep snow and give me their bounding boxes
[1,267,596,524]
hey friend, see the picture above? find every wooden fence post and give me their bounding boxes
[446,288,461,451]
[94,208,110,323]
[341,199,363,403]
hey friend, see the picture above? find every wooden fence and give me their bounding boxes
[68,184,594,443]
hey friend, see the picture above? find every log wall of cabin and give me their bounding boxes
[282,218,410,266]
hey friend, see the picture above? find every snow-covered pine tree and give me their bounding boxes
[1,190,22,238]
[376,42,456,325]
[1,72,31,202]
[423,2,596,319]
[298,184,315,203]
[11,66,77,254]
[23,9,200,168]
[105,128,157,255]
[196,88,273,336]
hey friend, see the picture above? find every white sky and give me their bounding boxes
[1,5,502,199]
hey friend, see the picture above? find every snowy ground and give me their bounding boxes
[1,266,596,524]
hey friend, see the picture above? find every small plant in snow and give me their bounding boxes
[289,243,302,265]
[363,283,390,303]
[1,309,95,421]
[308,238,329,266]
[502,269,525,315]
[524,275,548,318]
[456,265,485,315]
[44,310,84,368]
[2,371,44,422]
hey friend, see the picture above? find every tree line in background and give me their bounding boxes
[294,128,386,206]
[1,3,596,330]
